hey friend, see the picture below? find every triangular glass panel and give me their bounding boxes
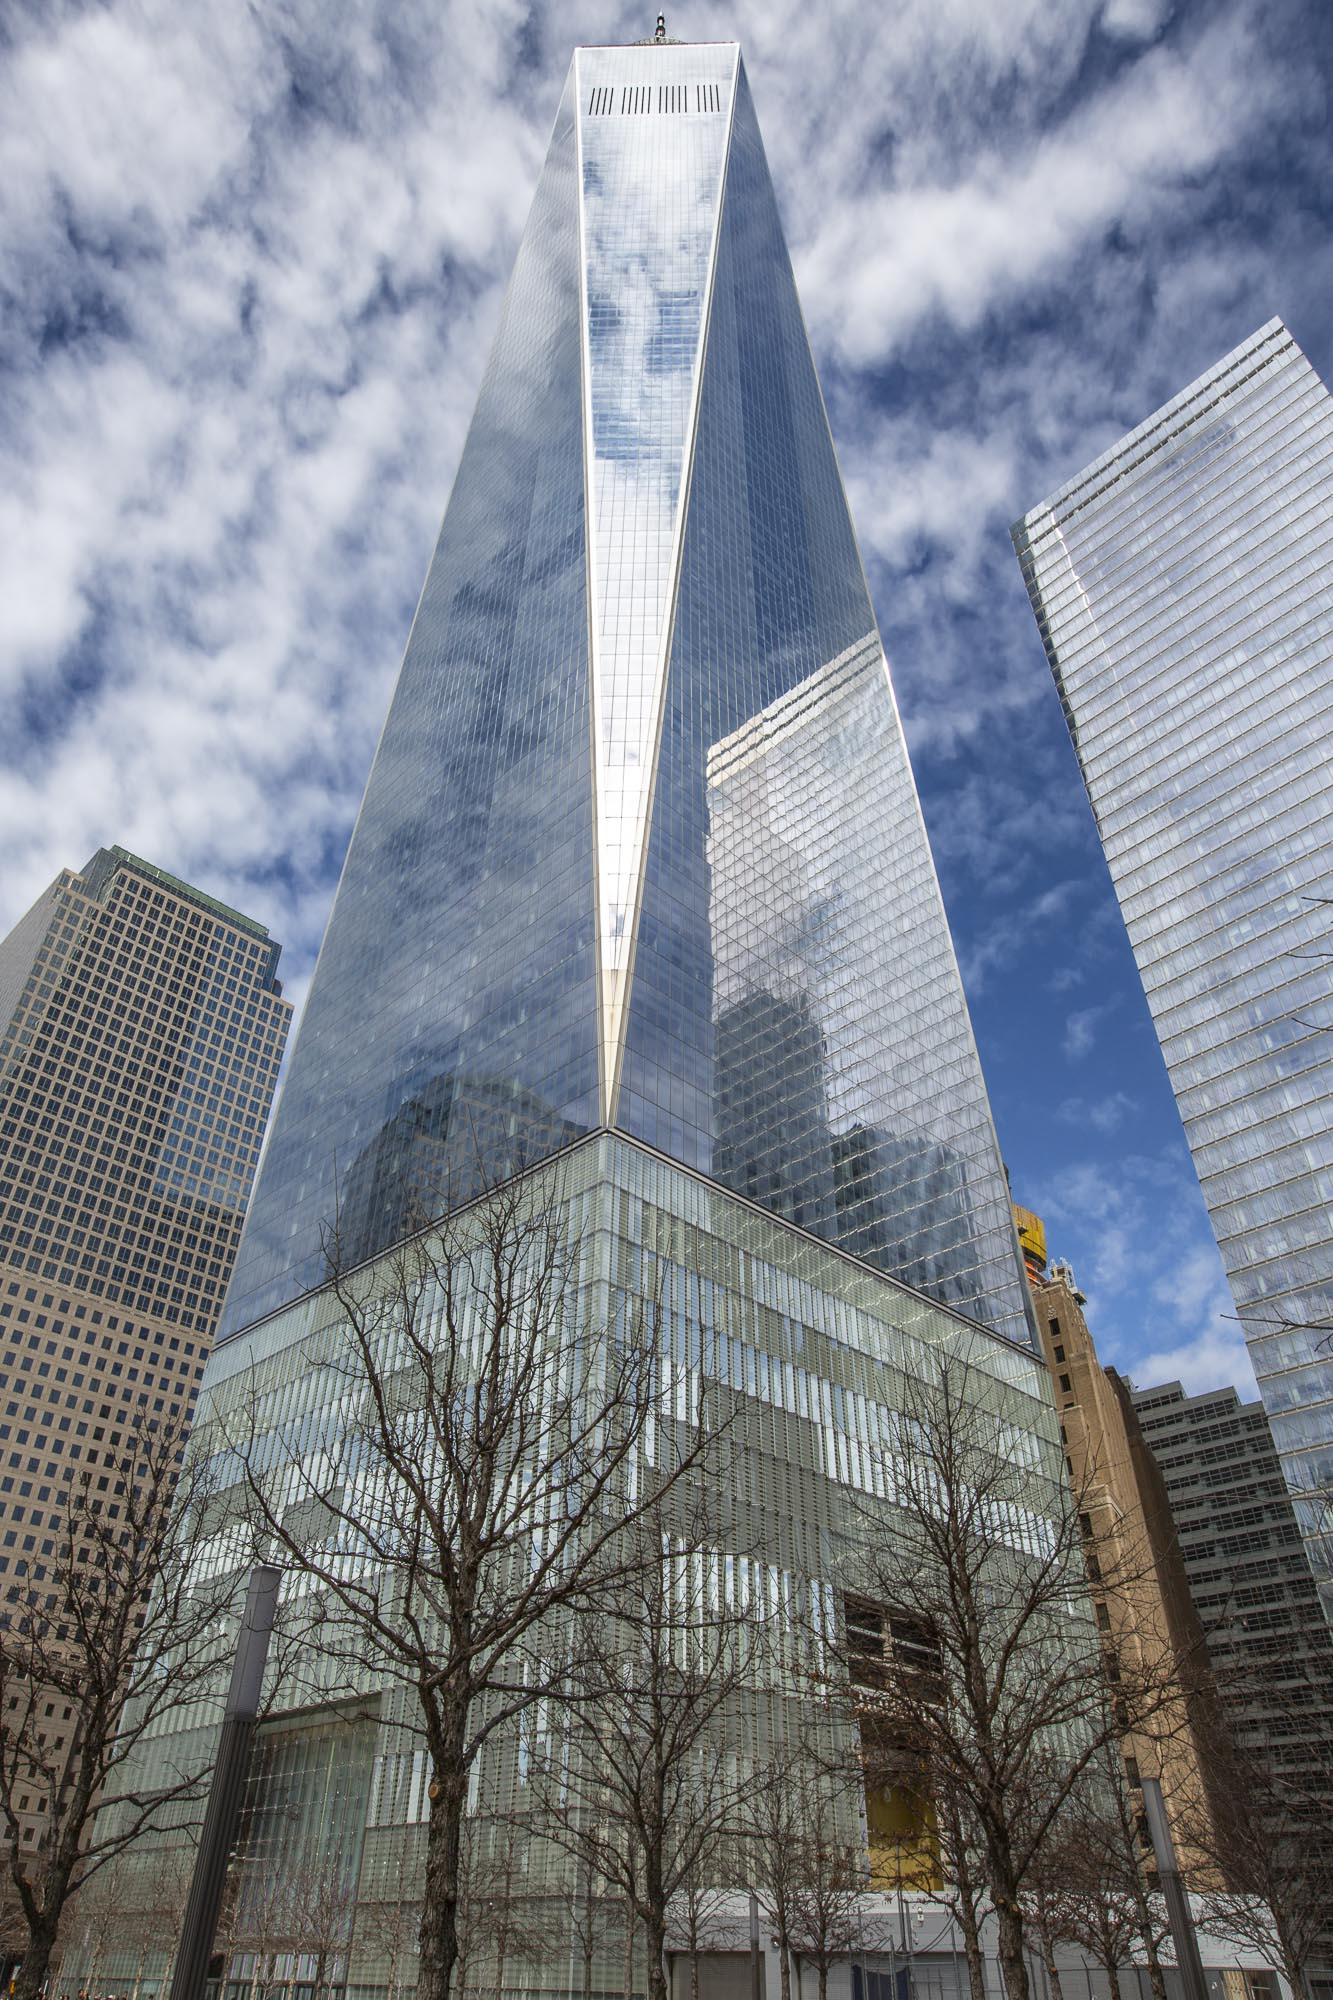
[220,74,597,1334]
[615,66,1032,1346]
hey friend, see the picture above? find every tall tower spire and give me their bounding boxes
[219,42,1033,1351]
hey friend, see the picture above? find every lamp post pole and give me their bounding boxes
[169,1565,281,2000]
[1140,1778,1208,2000]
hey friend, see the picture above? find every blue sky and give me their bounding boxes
[2,0,1331,1395]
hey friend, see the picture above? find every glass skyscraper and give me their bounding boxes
[74,42,1069,1997]
[1014,319,1333,1623]
[218,37,1033,1354]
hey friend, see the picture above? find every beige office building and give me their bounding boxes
[0,846,291,1881]
[1013,1203,1226,1877]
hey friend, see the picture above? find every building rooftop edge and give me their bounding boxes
[1010,315,1295,544]
[1127,1376,1263,1417]
[575,39,741,51]
[215,1127,1044,1368]
[85,845,277,949]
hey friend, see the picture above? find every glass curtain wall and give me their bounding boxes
[218,42,1031,1350]
[1014,319,1333,1617]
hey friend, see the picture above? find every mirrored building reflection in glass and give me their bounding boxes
[219,38,1032,1352]
[1014,320,1333,1622]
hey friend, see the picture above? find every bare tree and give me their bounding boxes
[925,1795,991,2000]
[0,1412,243,2000]
[786,1785,874,2000]
[670,1863,734,2000]
[1060,1769,1169,2000]
[230,1175,720,2000]
[355,1896,420,2000]
[453,1811,547,1999]
[565,1858,621,2000]
[529,1488,761,2000]
[84,1840,196,2000]
[219,1834,359,2000]
[290,1857,359,2000]
[1020,1782,1162,2000]
[1187,1729,1333,2000]
[749,1742,864,2000]
[749,1753,809,2000]
[833,1352,1193,2000]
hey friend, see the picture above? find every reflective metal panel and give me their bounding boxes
[1015,319,1333,1618]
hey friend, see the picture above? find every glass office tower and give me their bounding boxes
[218,37,1032,1354]
[1014,320,1333,1623]
[75,43,1070,1997]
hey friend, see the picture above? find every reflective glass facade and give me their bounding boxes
[1014,320,1333,1619]
[78,1130,1067,1998]
[221,41,1031,1350]
[221,70,598,1330]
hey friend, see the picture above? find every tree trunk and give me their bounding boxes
[778,1935,791,2000]
[583,1868,597,2000]
[645,1912,670,2000]
[12,1900,64,2000]
[1130,1883,1165,2000]
[1041,1937,1064,2000]
[944,1824,984,2000]
[624,1899,636,2000]
[1279,1947,1308,2000]
[418,1719,470,2000]
[816,1965,828,2000]
[953,1861,988,2000]
[495,1916,508,2000]
[690,1945,701,2000]
[993,1899,1031,2000]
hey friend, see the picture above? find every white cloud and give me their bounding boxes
[1063,1004,1106,1060]
[1100,0,1172,43]
[1056,1090,1139,1134]
[0,0,1316,978]
[1028,1151,1261,1400]
[1132,1243,1259,1398]
[958,877,1082,990]
[0,0,545,969]
[796,8,1278,366]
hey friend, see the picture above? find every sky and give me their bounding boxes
[3,0,1331,1398]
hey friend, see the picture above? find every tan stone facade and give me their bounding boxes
[0,848,291,1880]
[1014,1210,1225,1880]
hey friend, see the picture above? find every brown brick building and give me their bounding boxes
[0,847,290,1886]
[1013,1203,1226,1877]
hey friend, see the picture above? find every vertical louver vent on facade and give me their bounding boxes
[585,81,724,115]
